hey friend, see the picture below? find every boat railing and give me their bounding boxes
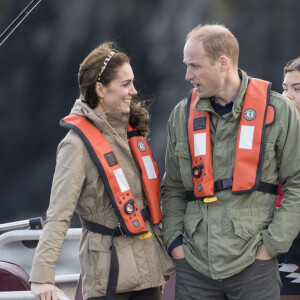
[0,291,71,300]
[0,218,82,300]
[0,227,82,249]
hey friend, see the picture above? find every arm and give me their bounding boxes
[262,99,300,257]
[30,133,86,287]
[161,107,188,256]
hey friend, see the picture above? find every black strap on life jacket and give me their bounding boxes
[186,178,278,201]
[80,207,150,300]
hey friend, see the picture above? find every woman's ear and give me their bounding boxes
[95,82,105,98]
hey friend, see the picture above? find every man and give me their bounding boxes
[161,24,300,300]
[278,57,300,299]
[282,57,300,112]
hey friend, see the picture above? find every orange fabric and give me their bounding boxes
[62,114,147,236]
[232,78,270,192]
[127,124,162,225]
[188,90,215,199]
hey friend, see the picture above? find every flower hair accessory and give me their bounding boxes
[97,51,115,81]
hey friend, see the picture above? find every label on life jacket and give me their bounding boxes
[60,114,161,236]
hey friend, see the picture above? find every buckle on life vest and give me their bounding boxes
[139,232,152,239]
[214,178,233,193]
[203,196,217,203]
[118,223,126,237]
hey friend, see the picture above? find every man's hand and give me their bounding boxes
[171,245,185,259]
[31,282,64,300]
[256,244,272,260]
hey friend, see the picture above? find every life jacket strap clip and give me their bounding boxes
[214,178,233,193]
[118,223,126,237]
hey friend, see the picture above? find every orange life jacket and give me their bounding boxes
[187,78,277,203]
[60,114,162,236]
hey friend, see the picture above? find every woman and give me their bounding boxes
[278,57,300,300]
[30,42,174,300]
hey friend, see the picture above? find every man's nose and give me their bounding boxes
[284,89,294,100]
[185,67,193,81]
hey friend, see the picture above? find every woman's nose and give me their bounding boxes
[130,85,137,96]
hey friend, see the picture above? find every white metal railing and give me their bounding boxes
[0,228,82,249]
[55,273,80,284]
[0,291,71,300]
[0,217,43,232]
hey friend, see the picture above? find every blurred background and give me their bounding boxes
[0,0,299,225]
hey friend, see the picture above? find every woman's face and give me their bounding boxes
[282,70,300,112]
[96,63,137,114]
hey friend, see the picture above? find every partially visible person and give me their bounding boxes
[282,57,300,112]
[277,57,300,300]
[161,24,300,300]
[29,42,174,300]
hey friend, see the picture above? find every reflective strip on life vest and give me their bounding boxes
[232,78,272,193]
[127,124,162,225]
[60,114,148,236]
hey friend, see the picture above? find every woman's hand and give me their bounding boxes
[160,283,166,295]
[31,282,64,300]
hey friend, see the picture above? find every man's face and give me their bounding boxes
[282,70,300,112]
[183,39,223,99]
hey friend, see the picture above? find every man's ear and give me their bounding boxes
[219,55,229,72]
[95,82,105,98]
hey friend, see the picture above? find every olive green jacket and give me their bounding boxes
[30,99,174,299]
[161,69,300,279]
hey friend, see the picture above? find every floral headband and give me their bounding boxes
[97,51,115,82]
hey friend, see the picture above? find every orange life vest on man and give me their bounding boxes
[186,78,277,203]
[60,114,162,236]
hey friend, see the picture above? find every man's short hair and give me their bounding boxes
[186,24,239,67]
[283,57,300,76]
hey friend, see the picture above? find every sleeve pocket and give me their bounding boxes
[175,142,190,158]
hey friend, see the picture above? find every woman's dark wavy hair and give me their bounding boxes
[78,42,150,137]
